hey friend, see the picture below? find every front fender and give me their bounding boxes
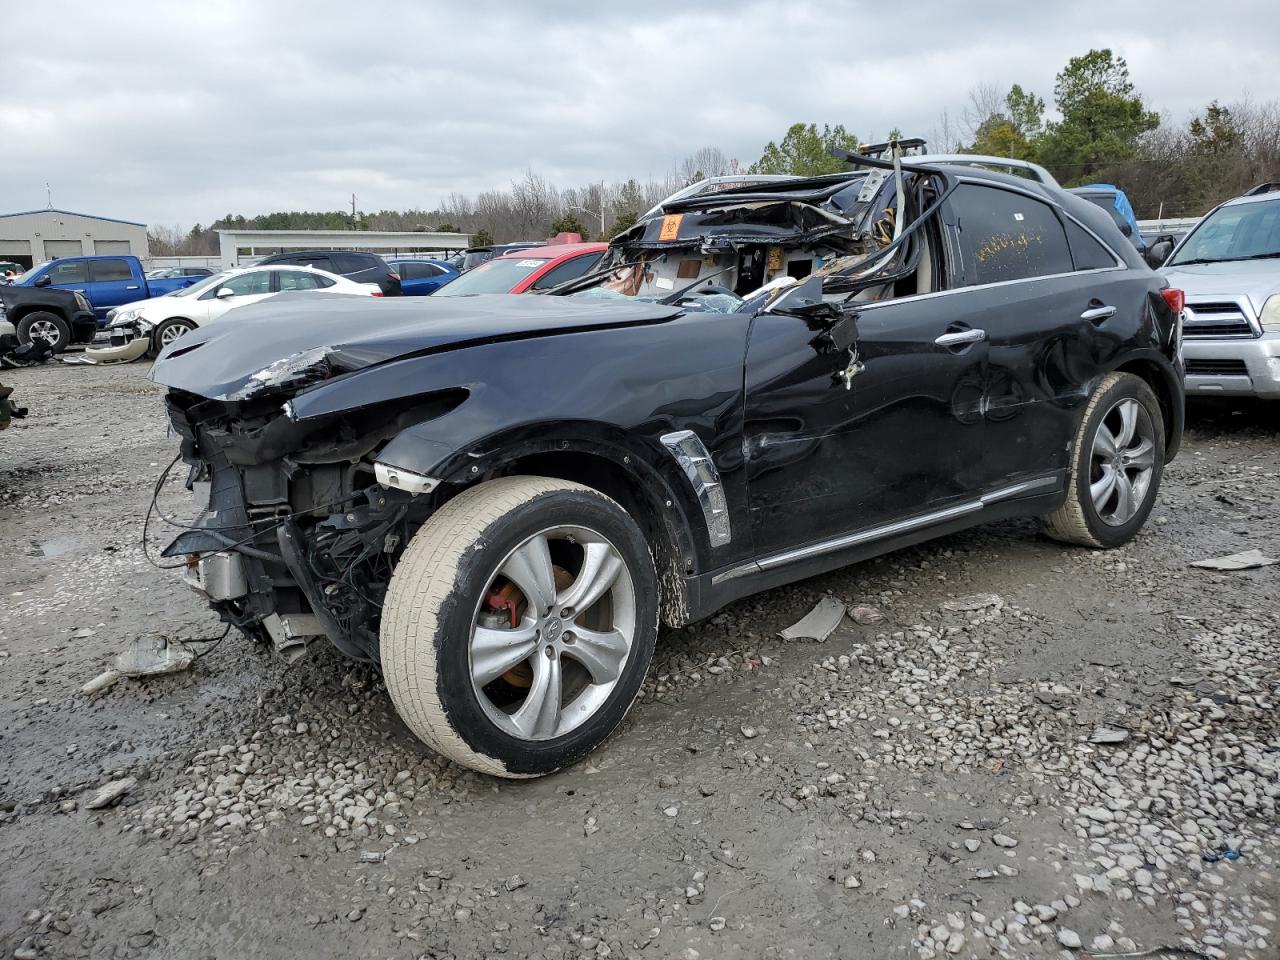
[285,313,753,569]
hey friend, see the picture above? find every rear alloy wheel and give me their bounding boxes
[150,318,195,356]
[381,476,658,777]
[17,312,71,353]
[1044,372,1165,548]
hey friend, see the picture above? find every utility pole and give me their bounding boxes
[351,193,357,228]
[46,182,52,208]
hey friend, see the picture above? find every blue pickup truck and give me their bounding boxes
[12,255,204,325]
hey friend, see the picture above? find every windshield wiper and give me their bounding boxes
[1173,252,1280,266]
[534,258,649,297]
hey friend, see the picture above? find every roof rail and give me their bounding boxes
[1245,181,1280,196]
[913,154,1060,187]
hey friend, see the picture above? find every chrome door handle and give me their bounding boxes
[934,328,986,347]
[1081,305,1116,322]
[126,285,140,290]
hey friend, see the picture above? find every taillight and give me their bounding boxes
[1161,288,1185,313]
[371,291,384,297]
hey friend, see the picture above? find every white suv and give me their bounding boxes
[1160,184,1280,398]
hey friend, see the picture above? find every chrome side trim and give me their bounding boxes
[711,474,1061,585]
[374,462,441,496]
[980,474,1061,504]
[661,430,732,548]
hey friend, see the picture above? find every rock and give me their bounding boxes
[844,876,862,889]
[1057,928,1082,949]
[85,777,137,810]
[964,838,981,853]
[709,916,726,931]
[504,875,527,892]
[945,930,965,954]
[992,833,1018,848]
[740,725,759,739]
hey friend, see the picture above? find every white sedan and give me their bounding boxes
[89,265,377,362]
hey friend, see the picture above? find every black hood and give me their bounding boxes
[150,293,682,401]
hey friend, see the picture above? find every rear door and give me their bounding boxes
[88,258,142,315]
[945,180,1128,489]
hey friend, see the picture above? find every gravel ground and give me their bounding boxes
[0,360,1277,960]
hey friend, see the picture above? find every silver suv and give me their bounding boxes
[1160,183,1280,398]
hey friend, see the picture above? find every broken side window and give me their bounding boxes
[951,184,1073,286]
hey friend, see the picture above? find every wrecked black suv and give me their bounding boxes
[152,147,1185,777]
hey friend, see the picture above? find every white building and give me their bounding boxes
[0,208,149,268]
[217,228,471,267]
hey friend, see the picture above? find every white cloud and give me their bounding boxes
[1,0,1275,224]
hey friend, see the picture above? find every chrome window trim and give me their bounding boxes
[711,474,1060,585]
[852,266,1128,314]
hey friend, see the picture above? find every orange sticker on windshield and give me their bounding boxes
[658,214,683,241]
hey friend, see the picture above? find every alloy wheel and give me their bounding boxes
[27,319,62,347]
[469,524,636,741]
[1089,397,1156,526]
[158,322,193,346]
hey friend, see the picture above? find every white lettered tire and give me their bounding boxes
[380,476,658,777]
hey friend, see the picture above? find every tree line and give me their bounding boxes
[149,48,1280,256]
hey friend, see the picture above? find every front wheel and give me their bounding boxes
[380,476,658,777]
[1044,372,1165,548]
[16,312,71,353]
[150,318,196,357]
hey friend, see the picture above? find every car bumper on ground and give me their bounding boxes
[1182,332,1280,398]
[84,332,150,364]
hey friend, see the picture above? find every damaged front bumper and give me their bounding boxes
[159,389,436,663]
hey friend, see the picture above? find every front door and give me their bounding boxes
[742,294,988,558]
[88,258,142,316]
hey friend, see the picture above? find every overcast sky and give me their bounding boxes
[3,1,1276,227]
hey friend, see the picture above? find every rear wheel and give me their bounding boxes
[1044,372,1165,548]
[380,476,658,777]
[16,312,71,353]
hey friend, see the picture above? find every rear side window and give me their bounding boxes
[275,270,323,291]
[531,253,603,290]
[91,259,133,281]
[1065,220,1119,270]
[951,184,1074,286]
[278,254,333,271]
[47,261,89,284]
[334,253,372,274]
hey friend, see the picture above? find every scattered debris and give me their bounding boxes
[358,850,385,863]
[81,637,197,696]
[85,777,137,810]
[848,605,885,625]
[1089,723,1131,745]
[1189,548,1279,571]
[941,592,1003,612]
[778,597,846,641]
